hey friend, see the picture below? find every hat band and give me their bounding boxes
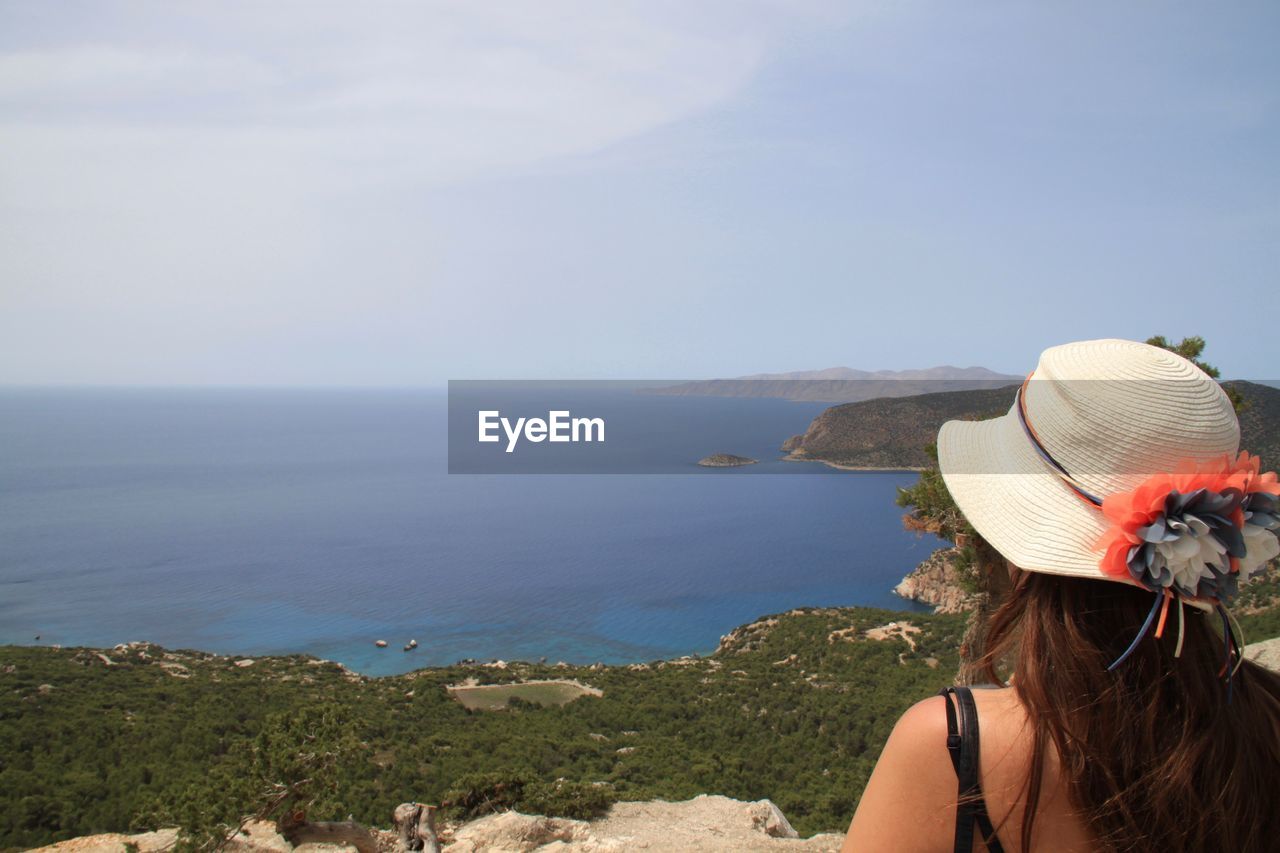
[1014,374,1103,506]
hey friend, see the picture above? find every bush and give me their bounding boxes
[441,771,614,821]
[520,779,614,820]
[441,771,532,820]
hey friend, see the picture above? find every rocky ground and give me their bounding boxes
[1245,636,1280,672]
[32,795,843,853]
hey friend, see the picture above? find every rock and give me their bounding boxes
[234,659,256,667]
[30,827,180,852]
[158,661,191,678]
[444,811,589,852]
[894,547,981,614]
[698,453,758,468]
[1246,637,1280,674]
[441,796,839,851]
[580,795,838,851]
[51,797,840,853]
[745,799,798,838]
[222,820,294,852]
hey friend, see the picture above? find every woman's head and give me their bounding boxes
[938,338,1279,666]
[935,338,1280,851]
[937,338,1277,594]
[978,569,1280,852]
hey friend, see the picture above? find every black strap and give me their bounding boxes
[940,687,1005,853]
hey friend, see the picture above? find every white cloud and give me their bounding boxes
[0,2,818,211]
[0,46,281,105]
[0,1,847,383]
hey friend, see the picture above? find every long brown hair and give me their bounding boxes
[977,569,1280,852]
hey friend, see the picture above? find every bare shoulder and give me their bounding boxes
[906,687,1025,746]
[895,694,953,742]
[884,694,969,792]
[848,686,1092,853]
[965,686,1033,763]
[842,695,959,852]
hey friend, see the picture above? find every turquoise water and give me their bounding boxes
[0,388,939,675]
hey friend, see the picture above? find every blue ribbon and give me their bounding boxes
[1106,590,1166,672]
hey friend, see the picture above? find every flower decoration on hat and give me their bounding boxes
[1008,367,1273,681]
[1095,452,1280,601]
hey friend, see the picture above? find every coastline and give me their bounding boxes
[780,455,924,473]
[0,594,937,681]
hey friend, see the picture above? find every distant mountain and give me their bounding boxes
[782,379,1280,470]
[736,366,1014,382]
[646,366,1020,403]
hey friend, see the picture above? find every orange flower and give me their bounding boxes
[1232,451,1280,497]
[1093,453,1280,587]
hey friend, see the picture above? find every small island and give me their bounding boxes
[697,453,758,467]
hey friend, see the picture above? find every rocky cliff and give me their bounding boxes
[894,548,981,614]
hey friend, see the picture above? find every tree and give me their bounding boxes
[895,445,971,543]
[1145,335,1246,412]
[135,706,364,851]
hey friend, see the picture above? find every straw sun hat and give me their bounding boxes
[938,338,1279,604]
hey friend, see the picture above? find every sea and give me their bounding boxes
[0,387,942,676]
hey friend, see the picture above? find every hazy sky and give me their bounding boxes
[1,1,1276,385]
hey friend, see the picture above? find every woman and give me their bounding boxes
[842,339,1280,852]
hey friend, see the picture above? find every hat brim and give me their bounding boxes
[937,402,1114,580]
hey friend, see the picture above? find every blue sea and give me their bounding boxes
[0,388,941,676]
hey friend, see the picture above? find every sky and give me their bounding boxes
[1,1,1276,385]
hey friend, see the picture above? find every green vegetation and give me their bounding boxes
[895,444,971,543]
[1237,566,1280,642]
[0,607,968,849]
[441,771,613,821]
